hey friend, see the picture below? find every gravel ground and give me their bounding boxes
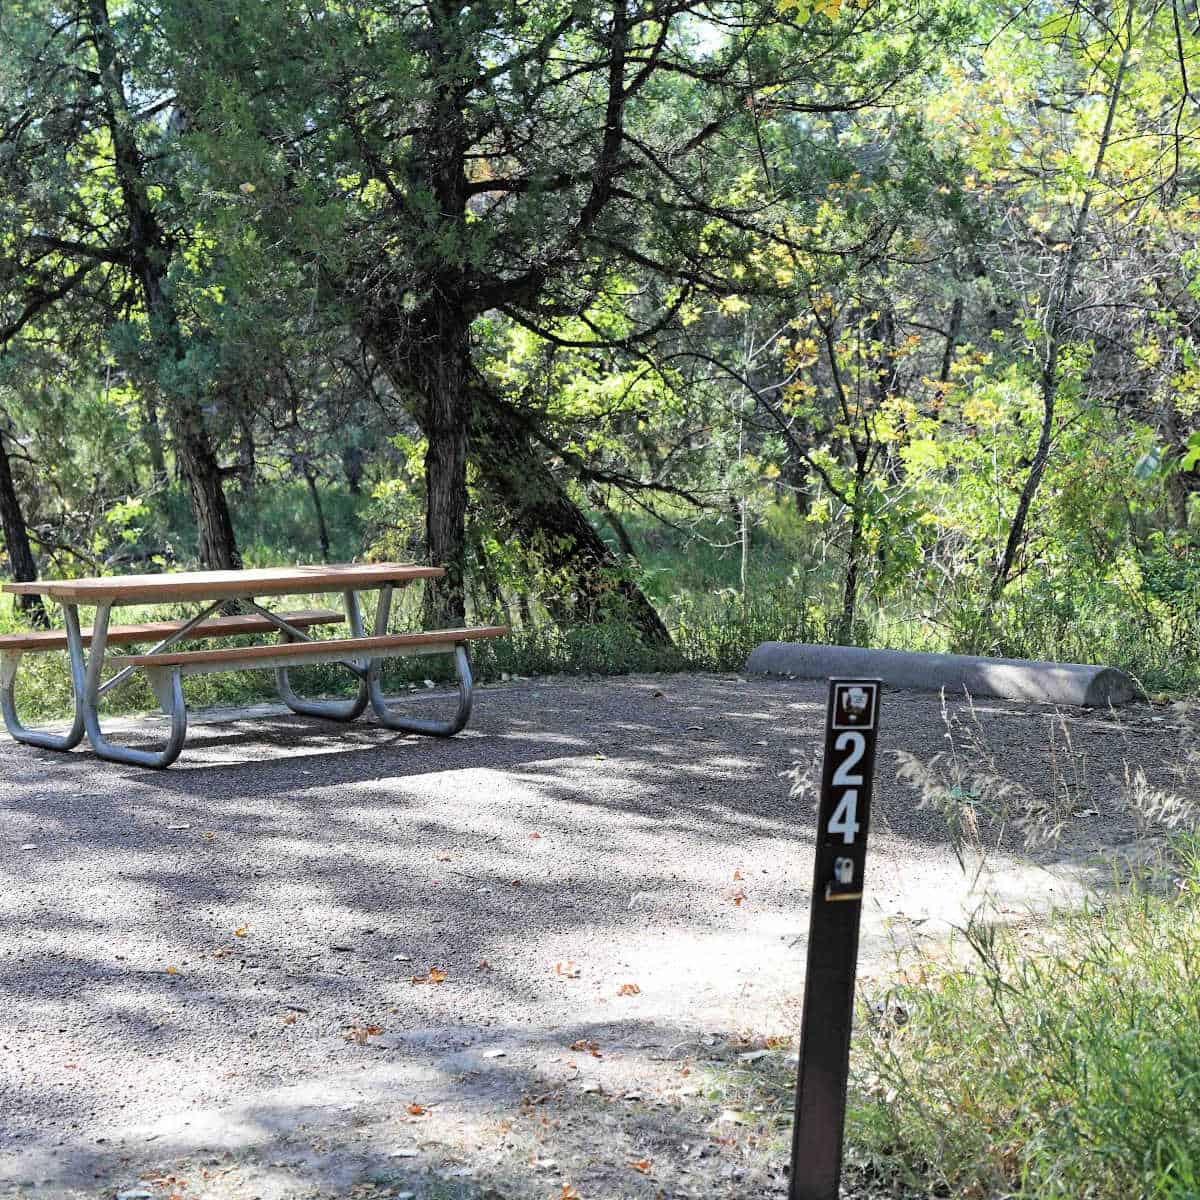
[0,672,1188,1200]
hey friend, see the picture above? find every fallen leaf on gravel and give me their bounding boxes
[570,1039,602,1058]
[411,966,448,985]
[478,959,493,971]
[344,1023,383,1045]
[202,832,215,842]
[732,869,743,880]
[617,982,641,996]
[165,965,179,975]
[628,1159,651,1173]
[558,1187,580,1200]
[510,879,523,887]
[436,851,451,861]
[282,1013,297,1025]
[729,890,747,906]
[528,831,542,839]
[234,926,249,937]
[407,1103,426,1116]
[555,961,580,979]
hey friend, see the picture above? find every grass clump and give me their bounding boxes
[851,847,1200,1199]
[850,702,1200,1198]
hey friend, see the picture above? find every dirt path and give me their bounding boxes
[0,673,1187,1200]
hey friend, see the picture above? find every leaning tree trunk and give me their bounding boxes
[0,430,49,627]
[363,316,671,645]
[469,382,673,645]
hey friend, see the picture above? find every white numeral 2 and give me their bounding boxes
[828,788,860,844]
[832,731,866,786]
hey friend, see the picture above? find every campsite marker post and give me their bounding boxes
[790,679,882,1200]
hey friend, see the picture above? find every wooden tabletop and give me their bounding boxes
[2,563,444,605]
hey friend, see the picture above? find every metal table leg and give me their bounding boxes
[1,645,85,752]
[365,586,473,736]
[274,589,370,721]
[67,603,187,769]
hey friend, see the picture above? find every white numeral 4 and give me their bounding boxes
[828,788,860,844]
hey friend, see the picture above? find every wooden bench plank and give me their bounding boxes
[2,563,444,604]
[0,609,344,653]
[109,626,510,668]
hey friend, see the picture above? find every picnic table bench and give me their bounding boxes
[1,563,507,769]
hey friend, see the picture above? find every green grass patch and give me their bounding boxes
[850,841,1200,1199]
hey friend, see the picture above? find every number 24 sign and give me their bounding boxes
[820,681,880,902]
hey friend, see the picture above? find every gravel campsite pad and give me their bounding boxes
[1,673,1191,1200]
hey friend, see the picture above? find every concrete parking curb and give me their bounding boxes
[745,642,1140,707]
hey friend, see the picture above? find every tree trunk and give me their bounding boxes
[415,305,470,628]
[173,399,242,572]
[303,465,332,562]
[469,382,672,644]
[89,0,241,574]
[342,445,365,495]
[362,316,672,645]
[837,452,868,645]
[989,8,1132,602]
[0,430,49,627]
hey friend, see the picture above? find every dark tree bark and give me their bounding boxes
[172,399,241,571]
[0,430,49,627]
[836,448,869,646]
[411,302,470,628]
[468,383,672,644]
[363,311,671,643]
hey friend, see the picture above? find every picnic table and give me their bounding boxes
[0,563,507,769]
